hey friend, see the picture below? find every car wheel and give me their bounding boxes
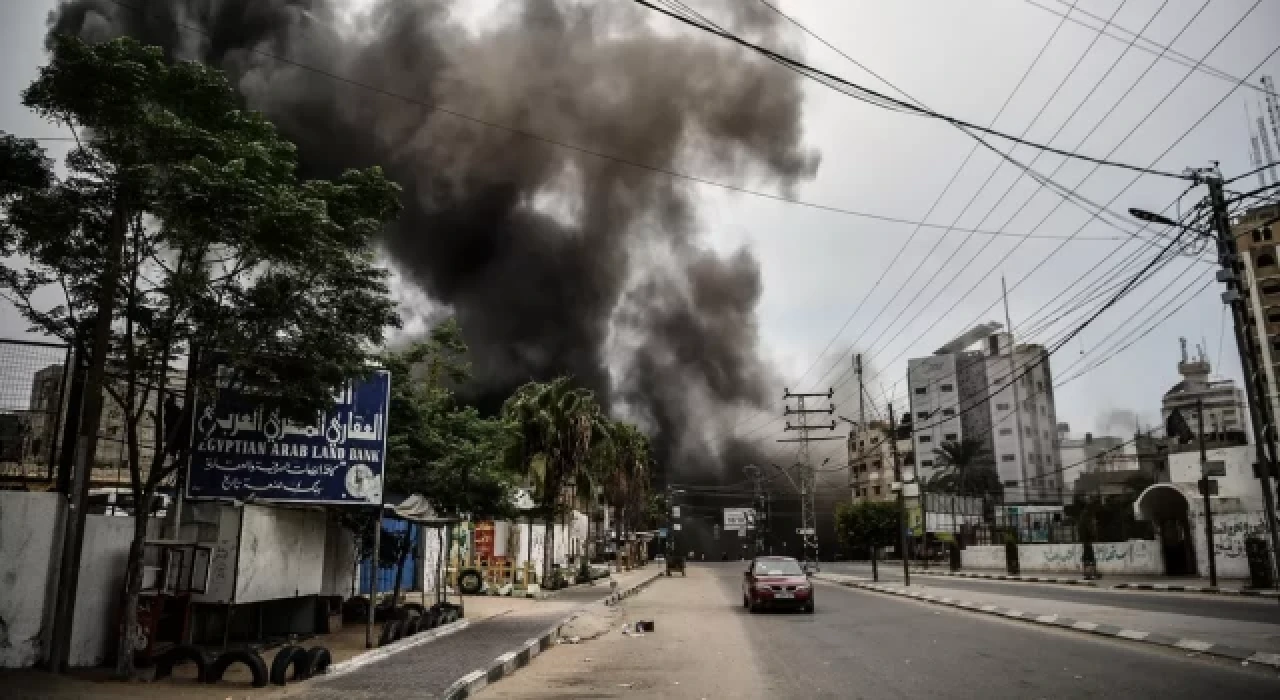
[743,595,749,609]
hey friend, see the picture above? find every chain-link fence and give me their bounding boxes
[0,339,72,488]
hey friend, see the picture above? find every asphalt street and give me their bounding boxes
[480,563,1280,699]
[822,561,1280,625]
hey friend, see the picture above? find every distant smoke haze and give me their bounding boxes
[46,0,822,483]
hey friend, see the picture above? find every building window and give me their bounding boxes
[941,383,954,392]
[1040,405,1046,415]
[917,411,930,420]
[1260,253,1278,268]
[915,387,927,395]
[999,428,1013,436]
[1262,281,1280,296]
[944,433,957,441]
[1001,454,1016,462]
[942,408,955,417]
[1004,480,1018,487]
[873,486,881,496]
[920,460,934,467]
[919,435,932,443]
[996,403,1010,411]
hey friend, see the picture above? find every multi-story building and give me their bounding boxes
[848,420,894,503]
[1161,338,1247,438]
[1233,203,1280,432]
[907,327,1062,505]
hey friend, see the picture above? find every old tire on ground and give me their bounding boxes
[405,615,422,636]
[458,568,484,595]
[269,645,311,685]
[305,646,332,676]
[206,649,269,687]
[403,602,425,616]
[422,609,440,629]
[378,619,401,647]
[153,644,209,682]
[342,596,370,623]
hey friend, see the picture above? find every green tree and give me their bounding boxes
[606,421,651,558]
[0,36,399,677]
[836,500,901,571]
[374,319,520,603]
[502,377,609,586]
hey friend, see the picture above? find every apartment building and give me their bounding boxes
[907,328,1062,505]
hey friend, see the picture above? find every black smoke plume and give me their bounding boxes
[47,0,821,489]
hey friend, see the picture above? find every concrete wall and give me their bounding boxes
[0,492,64,668]
[68,515,134,667]
[1190,510,1269,579]
[1167,445,1262,507]
[235,505,326,603]
[320,514,358,597]
[962,540,1163,575]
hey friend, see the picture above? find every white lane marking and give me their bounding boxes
[1117,629,1149,641]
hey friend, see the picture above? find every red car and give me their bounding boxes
[742,556,815,613]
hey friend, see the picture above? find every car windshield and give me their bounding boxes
[754,559,803,576]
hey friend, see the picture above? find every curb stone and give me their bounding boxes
[319,618,471,680]
[1111,582,1280,597]
[442,569,664,699]
[815,573,1280,670]
[911,569,1098,587]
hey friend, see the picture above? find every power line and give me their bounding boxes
[632,0,1191,180]
[729,0,1133,438]
[1021,0,1266,92]
[753,0,1192,426]
[821,0,1235,394]
[823,14,1278,414]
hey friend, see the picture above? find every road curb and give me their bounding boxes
[442,569,664,699]
[912,569,1098,587]
[320,618,471,680]
[1112,582,1280,597]
[816,574,1280,670]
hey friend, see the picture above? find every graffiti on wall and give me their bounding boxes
[1212,516,1266,559]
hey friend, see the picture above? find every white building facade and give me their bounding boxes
[907,330,1062,505]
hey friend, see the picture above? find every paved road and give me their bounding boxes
[821,562,1280,625]
[482,563,1280,699]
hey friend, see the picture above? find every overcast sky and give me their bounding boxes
[3,0,1280,466]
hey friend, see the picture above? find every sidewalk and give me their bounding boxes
[293,565,662,700]
[816,572,1280,669]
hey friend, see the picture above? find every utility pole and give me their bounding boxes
[779,387,841,567]
[889,402,910,587]
[48,205,129,672]
[1201,167,1280,584]
[1198,399,1218,587]
[744,465,767,556]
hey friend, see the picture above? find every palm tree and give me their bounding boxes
[932,438,997,496]
[601,422,644,564]
[502,377,610,586]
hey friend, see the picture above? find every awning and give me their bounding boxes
[384,494,461,525]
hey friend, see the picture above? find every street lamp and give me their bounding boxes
[1128,207,1179,227]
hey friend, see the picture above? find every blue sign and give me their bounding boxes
[658,528,668,538]
[186,370,391,505]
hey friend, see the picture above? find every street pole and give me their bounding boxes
[1198,398,1218,587]
[889,402,910,587]
[48,203,129,672]
[366,504,383,648]
[1203,170,1280,585]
